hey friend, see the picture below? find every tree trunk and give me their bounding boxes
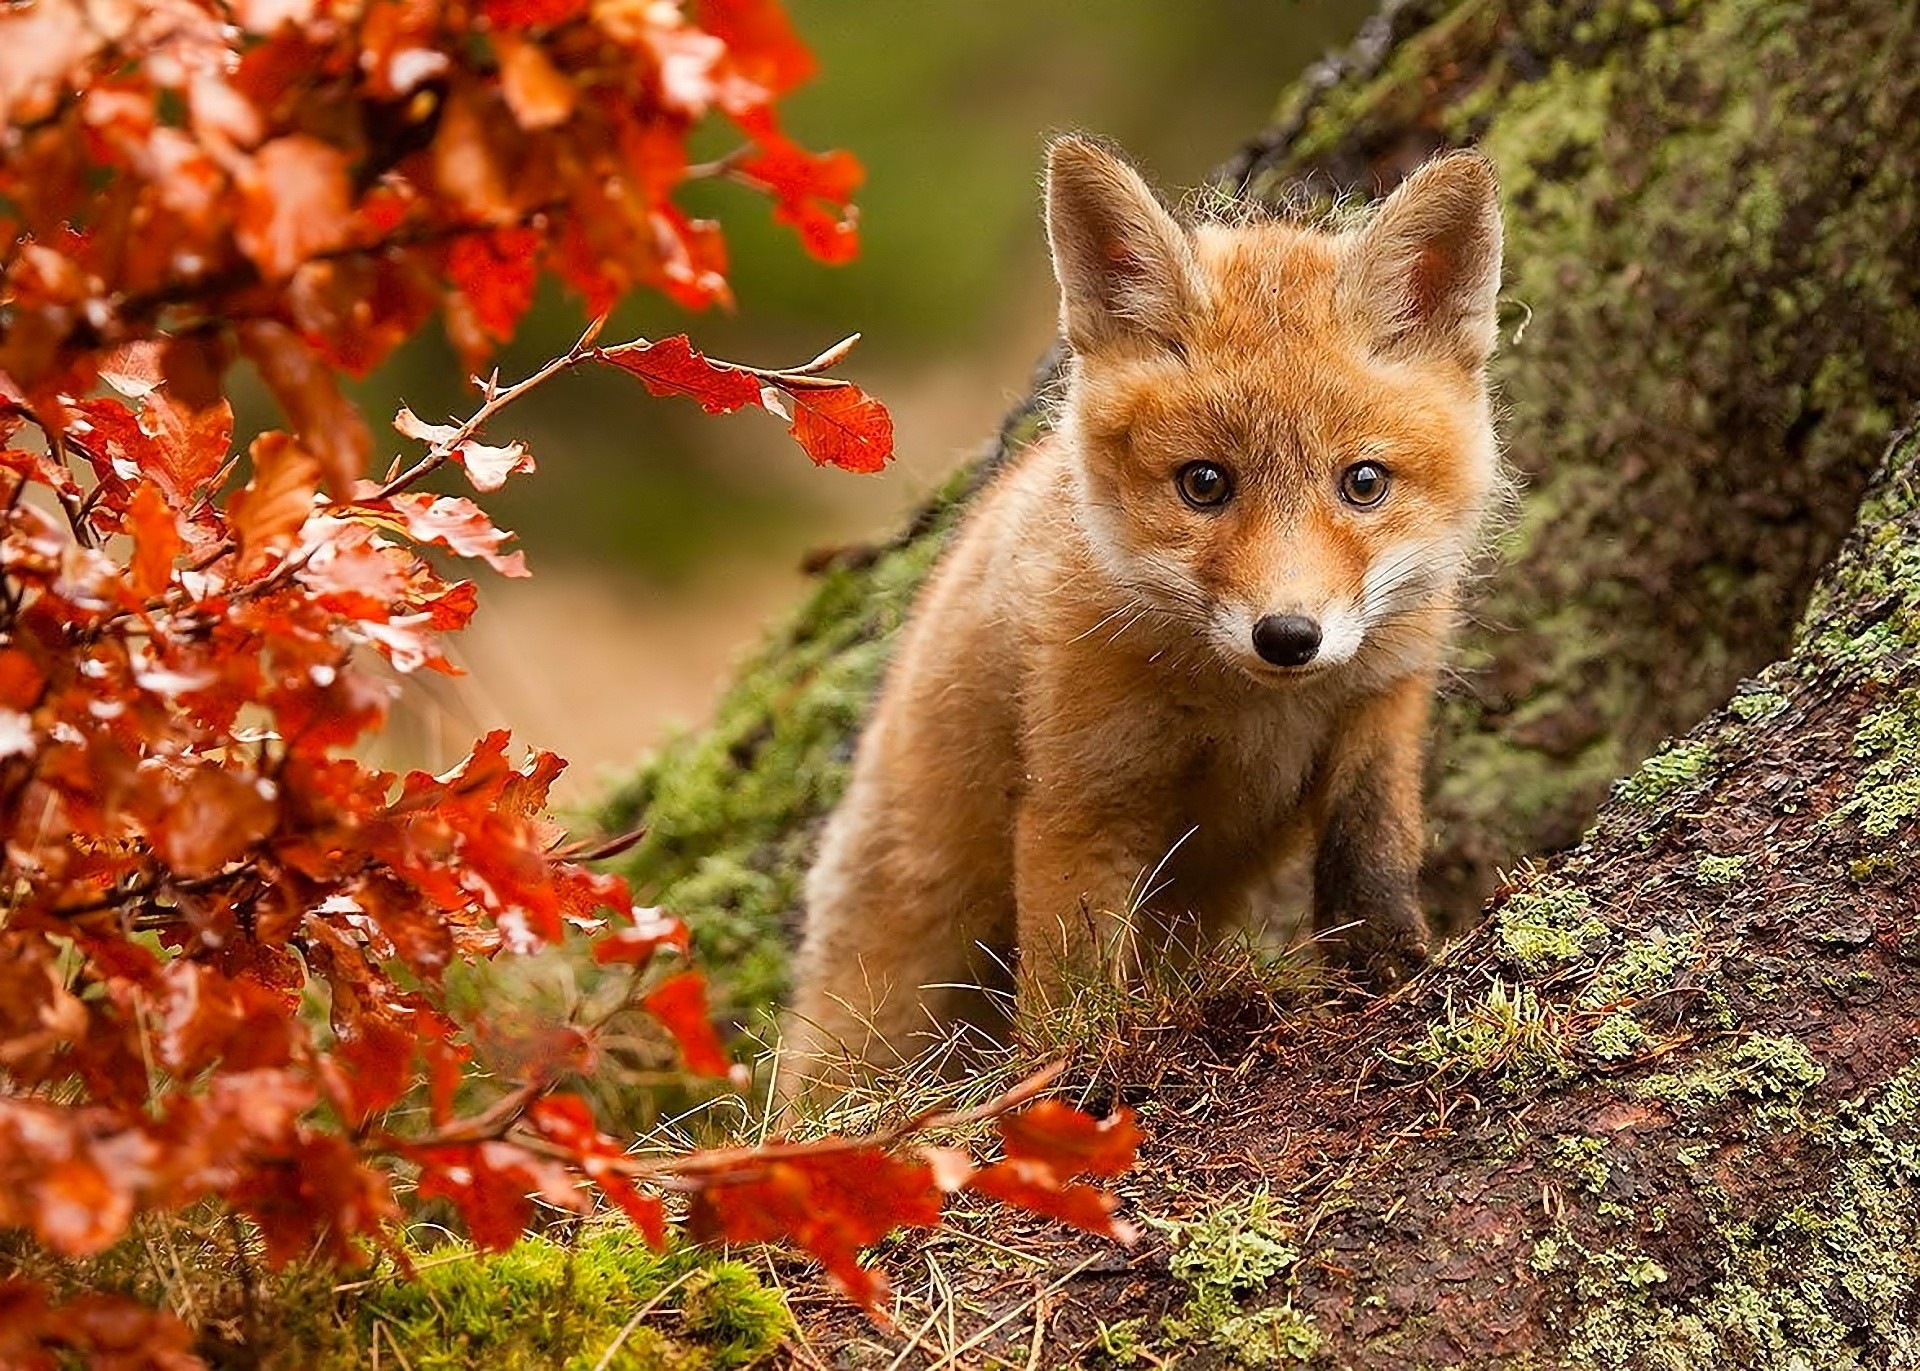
[595,2,1920,1362]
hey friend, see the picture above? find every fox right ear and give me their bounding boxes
[1339,151,1503,369]
[1045,136,1206,352]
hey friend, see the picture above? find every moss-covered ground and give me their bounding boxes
[2,1223,791,1371]
[762,417,1920,1368]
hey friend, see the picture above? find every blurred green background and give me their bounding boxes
[360,1,1372,796]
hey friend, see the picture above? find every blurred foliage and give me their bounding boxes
[323,2,1371,581]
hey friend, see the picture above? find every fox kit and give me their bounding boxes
[784,138,1503,1091]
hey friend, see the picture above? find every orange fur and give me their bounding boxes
[781,139,1504,1095]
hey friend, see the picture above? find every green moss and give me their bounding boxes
[1398,980,1570,1086]
[1581,928,1704,1008]
[1495,884,1610,973]
[1726,688,1788,723]
[1614,741,1715,809]
[1829,689,1920,842]
[1633,1033,1825,1121]
[1693,853,1748,886]
[1586,1011,1649,1062]
[1563,1066,1920,1369]
[1089,1318,1151,1366]
[1549,1135,1613,1195]
[347,1232,787,1371]
[1796,430,1920,680]
[1154,1191,1319,1366]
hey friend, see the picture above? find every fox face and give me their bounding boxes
[1046,142,1503,686]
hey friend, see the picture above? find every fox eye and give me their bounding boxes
[1175,461,1233,509]
[1339,460,1391,507]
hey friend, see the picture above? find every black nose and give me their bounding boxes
[1252,614,1321,667]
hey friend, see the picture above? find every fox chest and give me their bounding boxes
[1048,700,1333,862]
[1172,715,1329,848]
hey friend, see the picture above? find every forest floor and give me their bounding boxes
[776,642,1920,1368]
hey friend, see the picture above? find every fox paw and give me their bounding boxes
[1335,925,1430,994]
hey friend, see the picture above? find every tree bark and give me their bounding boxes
[595,3,1920,1362]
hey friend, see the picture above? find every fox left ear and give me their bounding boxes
[1045,135,1207,353]
[1339,151,1503,369]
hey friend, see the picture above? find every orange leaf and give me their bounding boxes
[36,1154,133,1258]
[482,0,586,27]
[699,0,817,100]
[494,32,575,129]
[234,135,354,280]
[446,228,541,346]
[967,1159,1136,1243]
[384,493,530,576]
[147,763,278,879]
[780,383,893,473]
[598,335,763,414]
[333,1016,415,1123]
[239,322,372,497]
[599,1171,668,1248]
[229,432,319,566]
[998,1101,1141,1179]
[734,124,862,263]
[641,970,731,1076]
[688,1149,941,1310]
[432,88,511,220]
[0,648,45,711]
[592,907,690,969]
[126,482,181,599]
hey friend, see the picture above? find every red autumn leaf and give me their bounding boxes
[494,32,575,129]
[482,0,587,28]
[998,1100,1142,1179]
[414,1139,586,1251]
[599,1170,668,1248]
[99,339,234,488]
[699,0,817,101]
[653,207,733,311]
[688,1148,942,1309]
[234,134,355,281]
[734,124,863,263]
[0,1285,200,1368]
[0,648,43,711]
[333,1015,415,1122]
[126,482,181,598]
[966,1159,1136,1243]
[641,969,731,1076]
[229,432,319,565]
[425,1036,471,1127]
[446,228,541,344]
[239,322,372,497]
[34,1153,134,1258]
[145,762,278,879]
[384,493,530,576]
[597,335,764,415]
[591,907,691,968]
[778,382,894,473]
[152,962,297,1077]
[232,1131,397,1267]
